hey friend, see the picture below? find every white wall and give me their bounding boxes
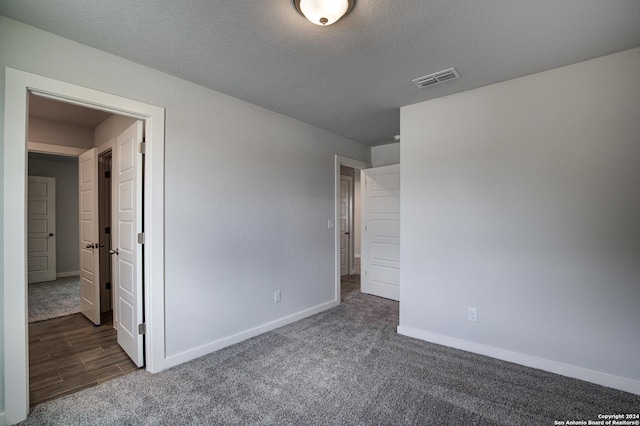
[371,142,399,167]
[94,115,137,147]
[28,154,80,276]
[28,116,94,149]
[399,48,640,394]
[0,16,370,418]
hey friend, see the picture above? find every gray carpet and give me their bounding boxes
[21,275,639,425]
[28,276,80,323]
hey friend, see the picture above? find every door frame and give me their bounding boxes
[339,175,353,277]
[334,155,369,302]
[29,146,115,315]
[3,68,166,423]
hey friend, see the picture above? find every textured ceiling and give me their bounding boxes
[2,1,640,146]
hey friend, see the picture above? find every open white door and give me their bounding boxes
[113,121,144,367]
[27,176,57,283]
[79,148,101,325]
[361,164,400,301]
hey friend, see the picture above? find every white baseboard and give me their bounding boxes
[165,299,340,368]
[397,325,640,396]
[56,271,80,278]
[0,410,5,426]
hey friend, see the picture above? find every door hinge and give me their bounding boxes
[138,142,146,154]
[105,226,111,234]
[138,323,146,335]
[137,232,145,244]
[105,170,111,179]
[105,282,111,290]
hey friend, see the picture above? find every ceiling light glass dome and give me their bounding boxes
[294,0,355,26]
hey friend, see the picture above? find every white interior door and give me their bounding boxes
[113,121,144,367]
[79,148,101,325]
[27,176,56,283]
[361,164,400,301]
[340,176,352,277]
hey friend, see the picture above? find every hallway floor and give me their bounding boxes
[29,311,138,407]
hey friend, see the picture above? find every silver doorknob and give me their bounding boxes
[86,243,95,249]
[109,248,119,255]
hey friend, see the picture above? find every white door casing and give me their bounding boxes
[113,121,144,367]
[79,148,101,325]
[339,176,352,277]
[27,176,57,283]
[361,164,400,301]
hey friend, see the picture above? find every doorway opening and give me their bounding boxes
[3,67,166,424]
[335,157,401,304]
[98,150,113,314]
[26,97,141,406]
[334,155,369,303]
[339,167,359,303]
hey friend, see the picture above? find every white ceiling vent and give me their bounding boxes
[412,67,460,89]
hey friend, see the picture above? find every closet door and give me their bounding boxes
[361,164,400,301]
[113,121,145,367]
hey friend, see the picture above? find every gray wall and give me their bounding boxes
[29,117,94,149]
[0,15,371,415]
[371,142,399,167]
[94,115,137,147]
[399,48,640,393]
[28,153,80,276]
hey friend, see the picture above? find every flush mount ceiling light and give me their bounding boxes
[293,0,355,26]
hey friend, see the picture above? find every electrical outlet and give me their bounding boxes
[468,307,478,322]
[274,290,281,303]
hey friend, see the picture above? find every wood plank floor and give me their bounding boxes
[29,311,139,407]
